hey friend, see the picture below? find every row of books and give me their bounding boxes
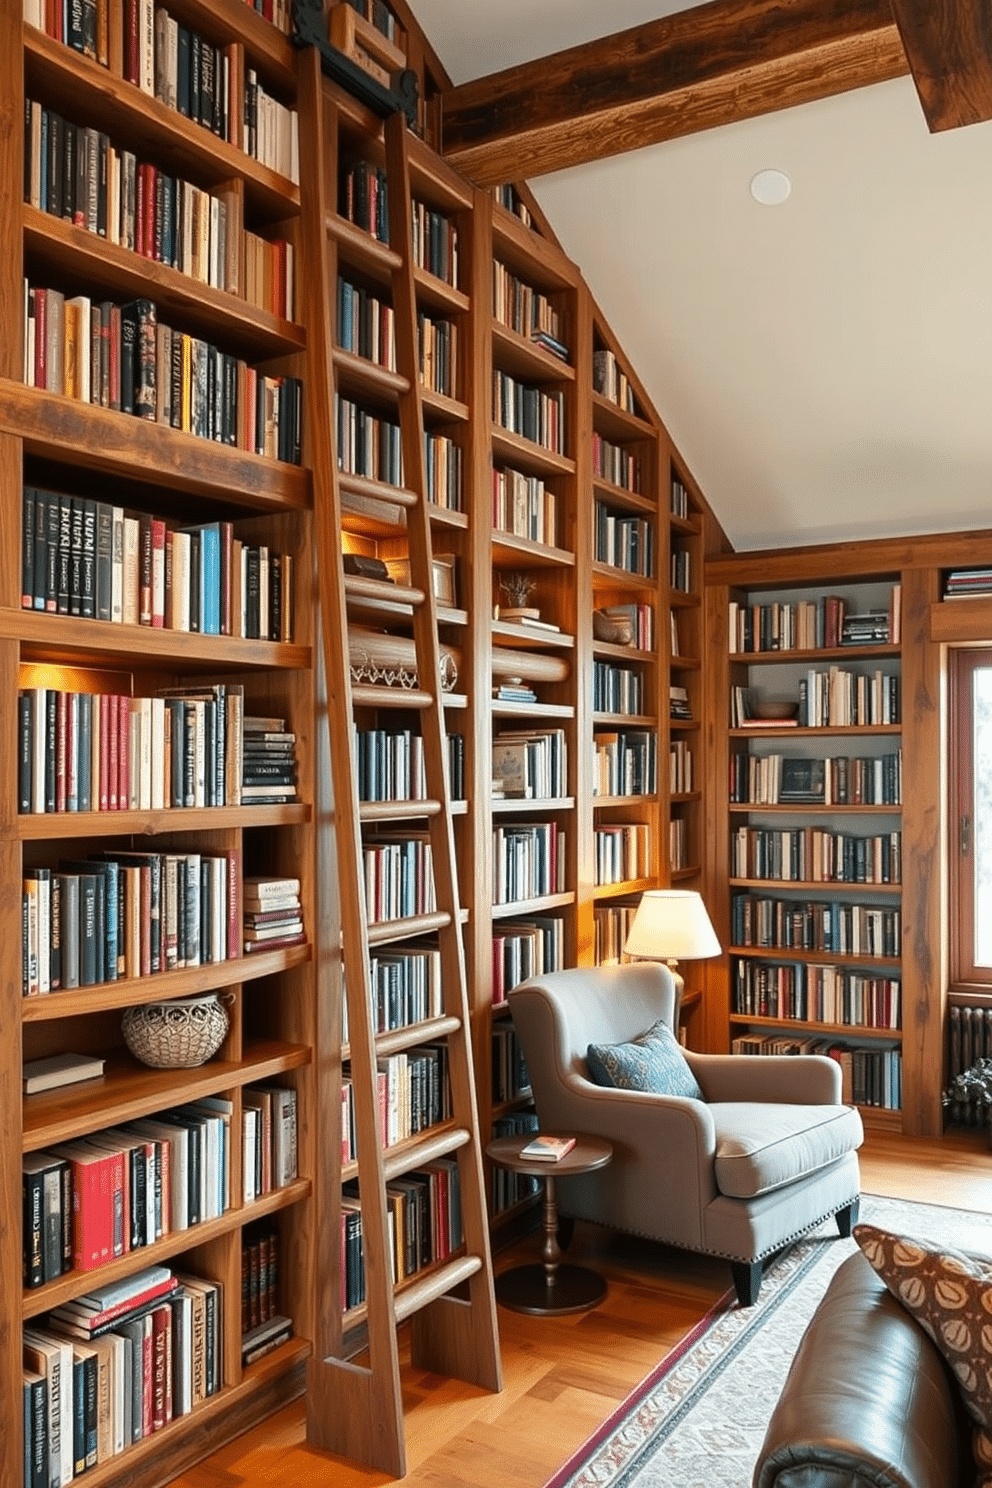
[24,285,304,463]
[494,184,532,227]
[592,347,636,414]
[354,727,464,804]
[944,568,992,599]
[339,164,459,286]
[22,851,242,997]
[731,1036,902,1109]
[670,477,691,519]
[341,1043,452,1161]
[594,823,650,887]
[363,945,444,1035]
[595,503,654,577]
[492,465,557,547]
[242,1085,298,1203]
[732,958,902,1028]
[490,915,565,1005]
[493,372,565,454]
[493,822,566,905]
[593,660,645,716]
[670,739,694,794]
[593,903,637,966]
[731,827,903,885]
[797,669,900,729]
[341,1157,463,1311]
[731,893,901,960]
[18,684,254,815]
[24,100,294,319]
[729,590,901,653]
[490,1113,540,1214]
[492,1023,530,1104]
[335,394,402,485]
[242,0,294,31]
[426,432,464,511]
[22,1265,223,1486]
[24,1102,234,1285]
[591,432,641,493]
[21,490,294,639]
[337,277,396,369]
[343,0,403,43]
[492,728,567,800]
[493,261,562,346]
[728,751,903,806]
[241,717,298,808]
[671,547,691,593]
[593,729,657,798]
[417,311,458,398]
[361,834,436,923]
[240,1225,279,1339]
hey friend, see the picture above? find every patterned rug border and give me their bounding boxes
[540,1192,992,1488]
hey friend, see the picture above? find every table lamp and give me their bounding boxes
[624,889,721,1027]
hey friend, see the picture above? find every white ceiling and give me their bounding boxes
[409,0,992,553]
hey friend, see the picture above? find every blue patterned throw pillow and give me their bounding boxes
[586,1018,703,1099]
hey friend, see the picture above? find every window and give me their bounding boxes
[950,648,992,987]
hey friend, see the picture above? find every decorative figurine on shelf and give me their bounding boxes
[943,1059,992,1140]
[497,572,539,621]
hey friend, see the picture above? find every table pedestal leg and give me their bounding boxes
[495,1175,608,1316]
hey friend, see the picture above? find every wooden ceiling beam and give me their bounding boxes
[888,0,992,131]
[439,0,910,186]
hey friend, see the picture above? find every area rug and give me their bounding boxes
[544,1193,992,1488]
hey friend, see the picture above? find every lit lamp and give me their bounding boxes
[624,890,721,1028]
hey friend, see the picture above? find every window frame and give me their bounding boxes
[949,646,992,991]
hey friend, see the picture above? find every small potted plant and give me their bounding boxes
[942,1058,992,1139]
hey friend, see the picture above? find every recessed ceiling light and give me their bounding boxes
[750,169,791,206]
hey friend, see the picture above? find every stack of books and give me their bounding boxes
[243,877,304,955]
[241,717,297,805]
[944,567,992,600]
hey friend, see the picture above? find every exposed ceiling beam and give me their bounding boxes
[888,0,992,130]
[439,0,910,186]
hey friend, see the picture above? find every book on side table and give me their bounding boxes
[519,1134,576,1161]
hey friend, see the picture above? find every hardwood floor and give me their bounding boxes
[170,1128,991,1488]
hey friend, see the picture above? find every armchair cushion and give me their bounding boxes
[712,1101,864,1199]
[586,1017,703,1100]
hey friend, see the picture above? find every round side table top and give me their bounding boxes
[486,1132,613,1179]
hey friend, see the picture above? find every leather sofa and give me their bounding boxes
[754,1248,969,1488]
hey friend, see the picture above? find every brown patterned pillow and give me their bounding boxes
[854,1223,992,1486]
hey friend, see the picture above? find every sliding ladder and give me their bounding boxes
[296,48,502,1476]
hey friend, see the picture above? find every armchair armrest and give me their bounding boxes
[685,1052,841,1105]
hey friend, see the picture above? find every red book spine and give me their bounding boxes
[226,847,242,960]
[118,696,130,809]
[99,692,110,811]
[66,693,79,811]
[151,517,166,626]
[72,1160,104,1270]
[124,0,140,85]
[96,1152,113,1266]
[107,692,119,810]
[151,1304,169,1431]
[139,515,153,626]
[33,288,47,388]
[140,1318,154,1436]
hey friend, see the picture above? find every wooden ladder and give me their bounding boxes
[296,49,502,1476]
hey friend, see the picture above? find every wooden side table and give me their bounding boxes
[486,1133,613,1315]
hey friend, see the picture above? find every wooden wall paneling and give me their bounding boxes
[899,564,944,1135]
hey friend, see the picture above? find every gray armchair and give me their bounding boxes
[508,962,864,1305]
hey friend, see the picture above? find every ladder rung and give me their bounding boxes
[375,1014,461,1057]
[367,910,452,944]
[334,346,412,397]
[382,1124,471,1182]
[339,471,418,509]
[351,684,433,708]
[359,798,441,822]
[393,1254,483,1324]
[345,574,425,607]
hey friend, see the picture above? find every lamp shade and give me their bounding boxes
[624,890,721,962]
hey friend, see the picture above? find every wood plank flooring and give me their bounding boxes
[169,1128,991,1488]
